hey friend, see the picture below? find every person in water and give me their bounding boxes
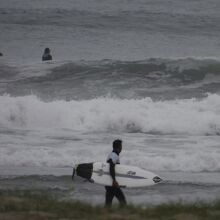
[0,52,3,56]
[105,139,127,207]
[42,48,52,61]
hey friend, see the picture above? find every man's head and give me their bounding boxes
[44,48,50,54]
[113,139,122,154]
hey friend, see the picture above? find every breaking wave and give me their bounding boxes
[1,93,220,135]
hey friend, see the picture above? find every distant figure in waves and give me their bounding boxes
[105,139,127,207]
[42,48,52,61]
[0,52,3,56]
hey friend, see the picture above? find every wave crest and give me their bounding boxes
[1,94,220,135]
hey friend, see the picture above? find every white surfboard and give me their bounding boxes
[74,162,162,188]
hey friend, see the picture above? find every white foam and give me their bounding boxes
[0,94,220,135]
[1,94,220,172]
[1,135,220,172]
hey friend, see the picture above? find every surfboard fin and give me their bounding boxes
[72,164,78,181]
[72,167,75,180]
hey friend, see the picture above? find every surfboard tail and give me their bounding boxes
[76,163,93,180]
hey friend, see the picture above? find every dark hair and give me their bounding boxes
[44,48,50,53]
[113,139,122,150]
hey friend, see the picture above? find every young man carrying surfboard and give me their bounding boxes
[105,139,127,207]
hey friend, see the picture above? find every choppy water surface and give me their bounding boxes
[0,0,220,205]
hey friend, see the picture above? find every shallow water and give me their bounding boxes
[1,169,220,205]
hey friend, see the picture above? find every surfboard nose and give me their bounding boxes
[153,176,162,183]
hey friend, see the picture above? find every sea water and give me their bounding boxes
[0,0,220,205]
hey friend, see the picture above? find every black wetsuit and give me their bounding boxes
[42,54,52,61]
[105,151,126,206]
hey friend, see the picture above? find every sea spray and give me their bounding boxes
[0,94,220,135]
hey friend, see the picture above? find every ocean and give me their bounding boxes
[0,0,220,205]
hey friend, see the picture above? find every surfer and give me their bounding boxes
[42,48,52,61]
[105,139,127,207]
